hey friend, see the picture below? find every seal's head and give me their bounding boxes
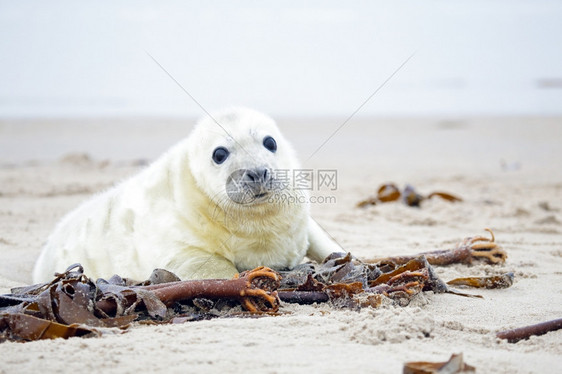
[185,107,302,213]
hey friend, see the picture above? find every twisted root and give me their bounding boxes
[364,229,507,266]
[236,267,281,313]
[462,228,507,264]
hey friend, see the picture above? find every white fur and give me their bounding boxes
[33,108,341,282]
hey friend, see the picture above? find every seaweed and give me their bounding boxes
[403,353,475,373]
[447,273,514,289]
[1,230,510,343]
[364,229,507,266]
[1,265,280,342]
[357,183,462,208]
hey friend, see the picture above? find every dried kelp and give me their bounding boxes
[0,265,281,342]
[137,266,281,313]
[447,273,514,289]
[279,252,479,308]
[357,183,462,208]
[0,264,137,342]
[403,353,475,373]
[365,229,507,266]
[1,231,509,343]
[0,254,462,342]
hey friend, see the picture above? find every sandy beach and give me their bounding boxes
[0,116,561,373]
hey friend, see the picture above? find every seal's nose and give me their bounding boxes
[244,168,270,184]
[258,168,270,183]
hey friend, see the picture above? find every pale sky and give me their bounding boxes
[1,0,561,117]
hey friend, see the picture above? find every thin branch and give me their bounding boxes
[497,318,562,343]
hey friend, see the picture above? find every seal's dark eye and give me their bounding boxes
[263,136,277,153]
[212,147,229,164]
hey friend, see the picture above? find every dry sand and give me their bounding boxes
[0,116,561,373]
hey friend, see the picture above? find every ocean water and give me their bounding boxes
[0,0,561,118]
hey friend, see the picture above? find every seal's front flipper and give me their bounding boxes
[166,249,239,280]
[306,217,344,263]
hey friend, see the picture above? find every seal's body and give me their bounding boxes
[33,108,341,282]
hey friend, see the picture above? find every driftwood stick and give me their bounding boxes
[496,318,562,343]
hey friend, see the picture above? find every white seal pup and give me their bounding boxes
[33,107,342,282]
